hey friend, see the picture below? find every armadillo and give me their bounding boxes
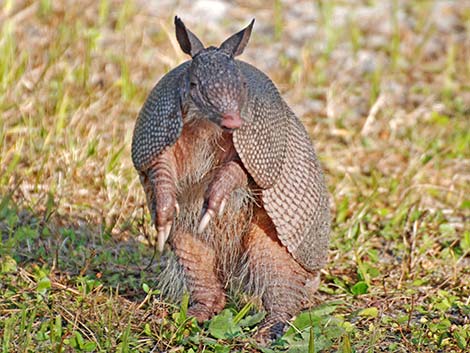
[131,17,331,342]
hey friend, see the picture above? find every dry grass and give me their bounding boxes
[1,0,470,352]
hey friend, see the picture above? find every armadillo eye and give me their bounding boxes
[190,82,197,89]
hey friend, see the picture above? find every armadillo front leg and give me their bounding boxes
[198,160,248,233]
[172,231,226,322]
[244,209,320,343]
[140,147,179,251]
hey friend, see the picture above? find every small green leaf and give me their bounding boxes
[420,154,433,165]
[341,321,355,333]
[351,281,368,295]
[434,298,451,312]
[0,255,17,273]
[143,323,152,336]
[238,312,265,328]
[178,292,189,324]
[71,331,85,349]
[285,303,340,336]
[208,309,241,339]
[259,347,276,353]
[367,266,380,278]
[358,307,378,318]
[288,312,320,334]
[142,283,150,293]
[439,223,456,236]
[453,328,468,349]
[37,276,51,294]
[213,344,231,353]
[460,231,470,252]
[82,341,97,352]
[53,315,62,340]
[461,200,470,209]
[430,111,450,125]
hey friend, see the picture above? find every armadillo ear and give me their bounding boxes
[219,19,255,57]
[175,16,205,57]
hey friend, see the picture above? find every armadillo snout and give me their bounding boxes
[221,111,243,129]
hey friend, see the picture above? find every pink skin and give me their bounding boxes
[221,112,243,129]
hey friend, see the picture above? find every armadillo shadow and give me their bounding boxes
[0,194,161,301]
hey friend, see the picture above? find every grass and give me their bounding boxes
[1,0,469,352]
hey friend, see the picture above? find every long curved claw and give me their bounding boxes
[197,161,248,233]
[197,197,227,234]
[175,202,180,217]
[143,148,179,251]
[198,209,215,234]
[155,200,179,251]
[218,198,227,218]
[157,222,173,252]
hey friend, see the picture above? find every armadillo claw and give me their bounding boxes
[197,209,215,234]
[199,160,248,233]
[197,197,227,234]
[218,198,227,218]
[154,201,179,252]
[175,202,180,217]
[157,222,172,252]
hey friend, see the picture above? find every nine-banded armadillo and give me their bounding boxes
[131,17,330,342]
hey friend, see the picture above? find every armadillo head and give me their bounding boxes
[188,49,247,129]
[175,17,254,131]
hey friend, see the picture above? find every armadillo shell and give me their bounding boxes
[234,61,330,272]
[233,63,288,188]
[261,117,330,271]
[131,62,190,171]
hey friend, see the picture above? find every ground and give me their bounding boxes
[0,0,469,352]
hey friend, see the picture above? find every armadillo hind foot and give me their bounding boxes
[172,231,227,320]
[243,208,320,342]
[254,317,287,344]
